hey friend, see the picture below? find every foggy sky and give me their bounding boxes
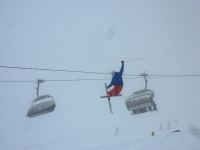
[1,1,200,149]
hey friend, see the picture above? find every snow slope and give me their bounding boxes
[21,126,200,150]
[19,107,200,150]
[88,130,200,150]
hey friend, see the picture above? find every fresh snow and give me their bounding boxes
[21,128,200,150]
[19,110,200,150]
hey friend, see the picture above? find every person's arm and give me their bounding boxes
[107,78,114,88]
[119,61,124,75]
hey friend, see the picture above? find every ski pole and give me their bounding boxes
[124,58,143,62]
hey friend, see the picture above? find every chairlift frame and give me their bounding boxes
[125,72,157,115]
[27,79,56,118]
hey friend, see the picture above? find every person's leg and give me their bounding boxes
[108,85,118,96]
[115,86,123,95]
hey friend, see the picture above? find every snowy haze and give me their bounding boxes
[1,0,200,150]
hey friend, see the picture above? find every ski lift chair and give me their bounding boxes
[27,79,56,118]
[125,72,157,115]
[27,95,56,118]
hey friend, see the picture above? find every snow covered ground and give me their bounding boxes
[19,109,200,150]
[88,130,200,150]
[21,125,200,150]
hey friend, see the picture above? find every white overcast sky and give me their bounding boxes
[1,0,200,149]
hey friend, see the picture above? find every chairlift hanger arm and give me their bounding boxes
[34,79,54,102]
[140,72,148,90]
[36,79,44,97]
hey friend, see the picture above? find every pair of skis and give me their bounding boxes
[100,83,122,113]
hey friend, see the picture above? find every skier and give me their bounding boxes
[115,127,119,136]
[107,61,124,96]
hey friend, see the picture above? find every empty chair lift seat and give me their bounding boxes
[125,89,156,114]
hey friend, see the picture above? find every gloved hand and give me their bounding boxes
[121,61,124,64]
[107,86,109,89]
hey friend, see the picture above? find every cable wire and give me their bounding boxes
[0,65,109,74]
[1,65,200,83]
[1,75,200,83]
[148,74,200,77]
[0,65,141,76]
[0,77,142,83]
